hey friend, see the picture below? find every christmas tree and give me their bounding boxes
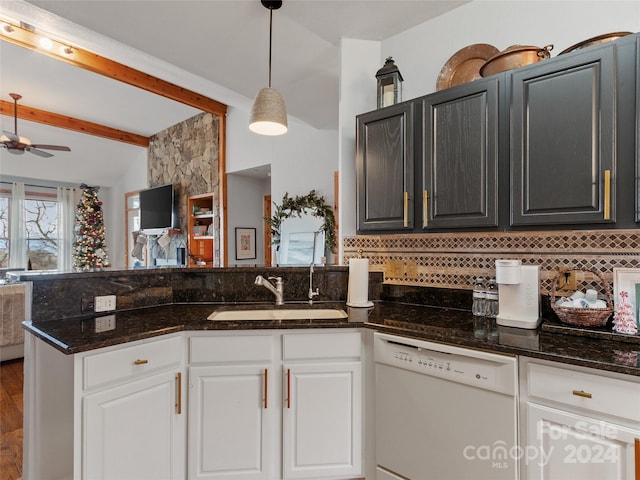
[612,290,638,335]
[72,184,110,271]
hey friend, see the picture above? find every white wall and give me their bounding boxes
[105,151,148,268]
[382,0,640,102]
[338,39,381,261]
[226,105,338,212]
[337,0,640,250]
[227,173,270,265]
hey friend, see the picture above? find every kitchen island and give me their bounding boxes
[14,267,640,480]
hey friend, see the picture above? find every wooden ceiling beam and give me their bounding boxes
[0,100,149,147]
[0,21,227,116]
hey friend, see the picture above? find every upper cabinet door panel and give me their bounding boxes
[635,35,640,222]
[356,102,414,231]
[511,45,616,225]
[420,77,499,229]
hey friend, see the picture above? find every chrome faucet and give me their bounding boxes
[255,275,284,305]
[308,264,319,305]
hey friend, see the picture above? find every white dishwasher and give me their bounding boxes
[374,332,518,480]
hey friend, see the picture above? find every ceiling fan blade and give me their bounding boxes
[2,131,19,142]
[30,144,71,151]
[25,147,54,158]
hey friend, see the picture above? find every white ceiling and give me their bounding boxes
[0,0,467,187]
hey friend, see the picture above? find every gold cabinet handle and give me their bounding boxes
[264,368,268,409]
[423,189,429,228]
[175,372,182,415]
[572,389,592,399]
[403,191,409,228]
[635,438,639,480]
[603,169,611,220]
[134,359,148,365]
[286,368,291,409]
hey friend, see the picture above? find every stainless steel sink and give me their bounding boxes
[208,308,348,321]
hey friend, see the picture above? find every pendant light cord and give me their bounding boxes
[268,7,273,88]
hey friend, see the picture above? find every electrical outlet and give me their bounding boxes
[95,295,117,312]
[558,269,577,291]
[95,314,116,333]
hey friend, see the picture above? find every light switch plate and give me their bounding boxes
[95,295,116,312]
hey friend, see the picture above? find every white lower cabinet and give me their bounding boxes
[189,364,272,479]
[22,331,186,480]
[520,358,640,480]
[188,330,363,480]
[84,369,185,480]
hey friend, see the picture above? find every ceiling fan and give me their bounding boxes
[1,93,71,158]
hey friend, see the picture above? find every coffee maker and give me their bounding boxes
[495,259,541,329]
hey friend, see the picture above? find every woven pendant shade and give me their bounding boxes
[249,87,288,135]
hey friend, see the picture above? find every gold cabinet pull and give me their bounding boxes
[423,189,429,228]
[572,389,592,399]
[175,372,182,414]
[635,438,639,480]
[403,191,409,228]
[264,368,268,409]
[286,368,291,409]
[134,359,148,365]
[604,169,611,220]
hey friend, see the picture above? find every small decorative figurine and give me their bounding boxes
[612,290,638,334]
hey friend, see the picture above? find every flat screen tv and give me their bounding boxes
[139,184,177,234]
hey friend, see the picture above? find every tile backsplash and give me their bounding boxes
[343,229,640,296]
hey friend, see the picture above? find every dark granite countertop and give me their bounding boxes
[24,301,640,377]
[364,302,640,377]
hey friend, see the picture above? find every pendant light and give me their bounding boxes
[249,0,288,136]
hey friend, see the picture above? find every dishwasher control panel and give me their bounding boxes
[375,332,517,395]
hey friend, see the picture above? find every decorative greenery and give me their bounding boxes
[265,190,336,252]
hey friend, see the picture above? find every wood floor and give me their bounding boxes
[0,358,23,480]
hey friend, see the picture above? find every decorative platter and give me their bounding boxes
[436,43,500,91]
[559,31,632,55]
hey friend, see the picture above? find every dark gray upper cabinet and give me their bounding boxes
[419,76,500,229]
[510,44,616,226]
[635,36,640,222]
[355,33,639,233]
[356,102,414,232]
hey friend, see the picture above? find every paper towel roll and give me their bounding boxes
[347,258,373,307]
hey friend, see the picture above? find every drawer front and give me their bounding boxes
[190,334,273,364]
[283,332,361,360]
[83,335,182,390]
[528,362,640,422]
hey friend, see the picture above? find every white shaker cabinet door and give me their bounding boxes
[282,361,362,479]
[188,364,272,480]
[526,403,640,480]
[83,369,184,480]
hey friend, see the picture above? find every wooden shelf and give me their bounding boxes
[187,192,215,267]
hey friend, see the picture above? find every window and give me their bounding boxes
[125,191,144,268]
[1,182,74,271]
[25,198,59,270]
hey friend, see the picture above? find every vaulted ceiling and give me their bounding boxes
[0,0,468,187]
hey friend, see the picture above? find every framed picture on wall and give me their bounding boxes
[235,227,257,260]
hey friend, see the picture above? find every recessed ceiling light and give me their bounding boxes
[38,36,53,50]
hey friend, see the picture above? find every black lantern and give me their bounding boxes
[376,57,403,108]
